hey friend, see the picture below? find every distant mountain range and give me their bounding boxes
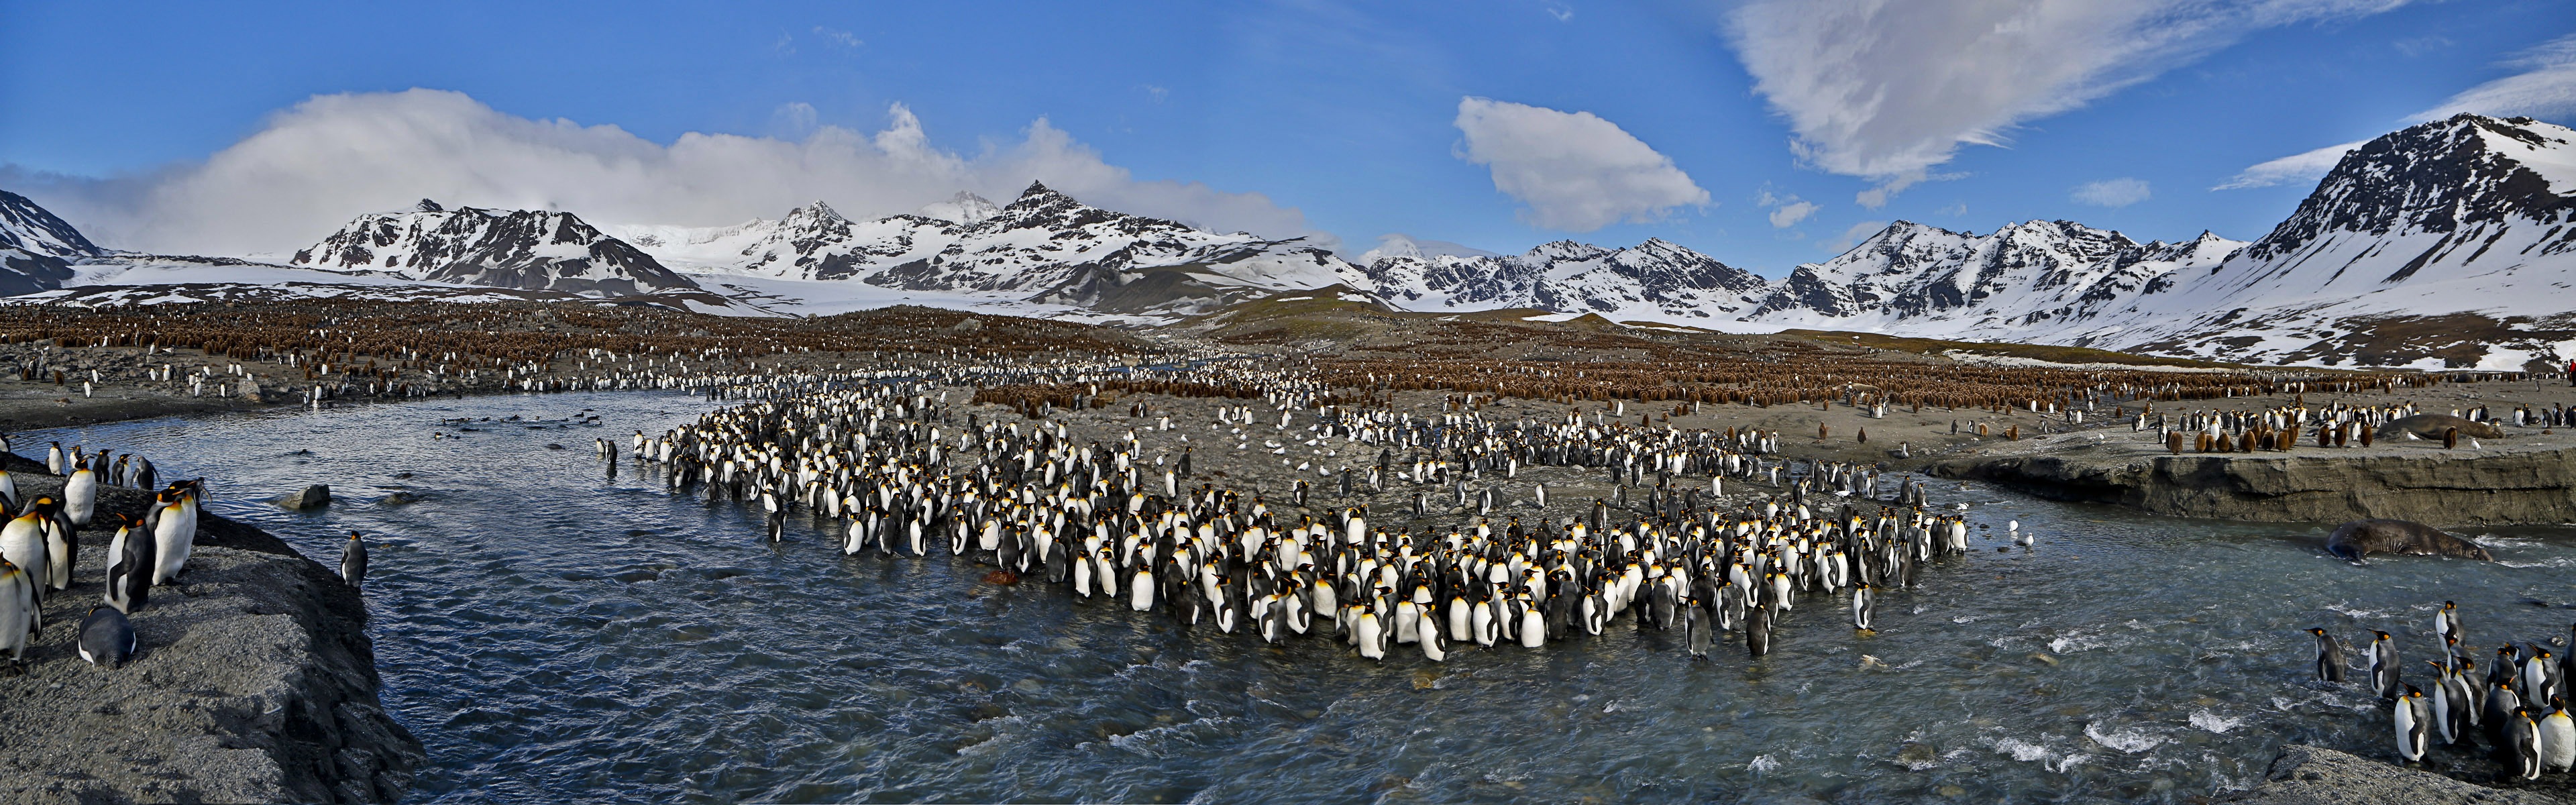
[5,113,2574,369]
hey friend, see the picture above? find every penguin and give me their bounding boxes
[2542,700,2575,773]
[1356,610,1386,661]
[2367,631,2400,700]
[76,605,136,668]
[2396,685,2429,762]
[62,459,98,528]
[1683,598,1712,661]
[150,487,197,586]
[0,504,48,604]
[2426,661,2460,745]
[1418,610,1447,663]
[2511,707,2544,780]
[340,531,368,590]
[2488,678,2524,750]
[1517,598,1546,648]
[2435,600,2461,645]
[2526,649,2561,707]
[2309,628,2347,684]
[1747,604,1773,657]
[103,515,150,613]
[41,499,74,592]
[0,559,34,665]
[1130,568,1155,611]
[1852,582,1874,632]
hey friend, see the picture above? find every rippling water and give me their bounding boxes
[25,391,2576,802]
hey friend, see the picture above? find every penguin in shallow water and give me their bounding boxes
[2367,631,2400,700]
[1355,610,1386,661]
[2396,686,2430,762]
[340,531,368,590]
[1417,610,1446,663]
[1852,583,1874,632]
[1682,598,1712,661]
[2309,628,2347,684]
[1747,603,1773,657]
[77,605,135,668]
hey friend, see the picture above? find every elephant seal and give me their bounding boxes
[2382,415,2505,440]
[2326,519,2494,563]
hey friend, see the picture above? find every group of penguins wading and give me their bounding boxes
[610,380,1996,665]
[0,433,374,674]
[2312,602,2576,780]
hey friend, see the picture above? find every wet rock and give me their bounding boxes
[1896,741,1939,769]
[278,483,331,510]
[2028,653,2059,666]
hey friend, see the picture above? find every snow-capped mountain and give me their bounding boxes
[1743,221,2245,335]
[623,182,1368,317]
[292,200,703,296]
[0,189,97,294]
[1363,237,1771,322]
[2047,114,2576,368]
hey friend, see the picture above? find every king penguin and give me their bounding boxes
[104,514,151,614]
[341,531,368,590]
[2542,699,2576,773]
[76,605,136,668]
[2309,628,2347,683]
[1852,582,1875,632]
[0,559,36,665]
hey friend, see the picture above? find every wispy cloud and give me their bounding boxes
[1452,97,1709,231]
[2214,140,2362,190]
[2412,32,2576,121]
[1725,0,2412,207]
[812,26,863,48]
[2071,177,2151,207]
[5,89,1337,254]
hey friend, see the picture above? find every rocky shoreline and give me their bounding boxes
[2223,745,2571,804]
[0,453,421,804]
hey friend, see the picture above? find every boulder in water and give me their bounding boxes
[278,484,331,511]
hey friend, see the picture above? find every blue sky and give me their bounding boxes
[5,0,2575,273]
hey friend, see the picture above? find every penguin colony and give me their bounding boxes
[617,369,1994,666]
[2311,604,2576,780]
[0,299,2520,432]
[0,437,204,671]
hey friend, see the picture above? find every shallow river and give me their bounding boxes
[25,390,2576,803]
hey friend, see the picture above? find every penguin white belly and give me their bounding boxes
[2394,696,2424,761]
[1393,602,1420,644]
[2543,711,2576,771]
[1447,598,1471,639]
[0,565,32,660]
[153,505,193,586]
[1518,608,1546,648]
[1129,570,1155,611]
[1419,619,1446,662]
[0,519,45,599]
[64,471,97,527]
[1471,605,1495,647]
[1355,613,1385,660]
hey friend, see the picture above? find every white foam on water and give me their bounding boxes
[1749,754,1781,773]
[2084,721,2168,753]
[2190,709,2246,734]
[1992,736,2057,763]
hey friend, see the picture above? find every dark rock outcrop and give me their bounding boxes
[0,455,421,804]
[2219,745,2565,804]
[1930,445,2576,525]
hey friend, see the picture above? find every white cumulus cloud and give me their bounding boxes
[1452,97,1709,231]
[2412,32,2576,121]
[2213,140,2363,190]
[5,89,1335,256]
[2071,177,2151,207]
[1725,0,2411,206]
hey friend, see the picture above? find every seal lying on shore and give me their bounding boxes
[2325,519,2494,563]
[2380,415,2505,440]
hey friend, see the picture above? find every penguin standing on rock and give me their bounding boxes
[341,531,368,590]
